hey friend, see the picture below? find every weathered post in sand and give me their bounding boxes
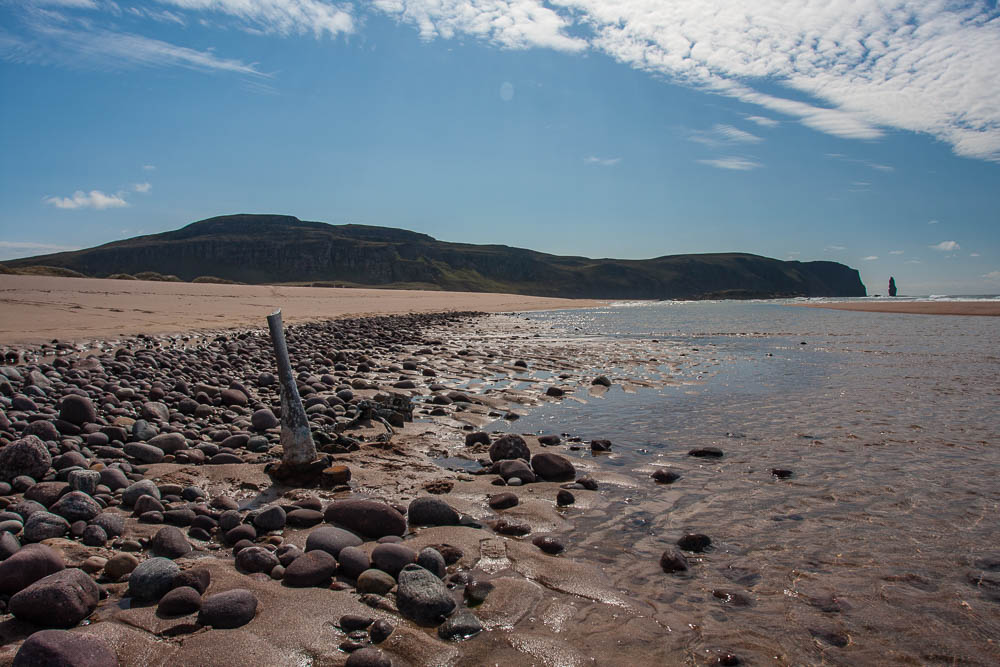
[266,309,317,467]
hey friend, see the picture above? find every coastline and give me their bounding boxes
[0,275,604,346]
[793,300,1000,316]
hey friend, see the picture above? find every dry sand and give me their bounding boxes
[0,275,604,346]
[794,300,1000,316]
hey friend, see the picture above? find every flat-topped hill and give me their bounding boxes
[4,214,866,298]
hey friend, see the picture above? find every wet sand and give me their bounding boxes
[0,275,603,345]
[795,300,1000,316]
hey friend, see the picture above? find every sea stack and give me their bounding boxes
[888,276,897,297]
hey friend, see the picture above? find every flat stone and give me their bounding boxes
[198,588,258,629]
[437,608,483,640]
[305,525,362,558]
[323,500,405,539]
[407,496,460,527]
[12,629,117,667]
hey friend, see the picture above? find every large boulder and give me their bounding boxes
[0,436,52,483]
[323,500,405,539]
[0,543,65,595]
[13,629,118,667]
[9,568,100,627]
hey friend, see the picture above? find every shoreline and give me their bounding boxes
[0,311,683,666]
[793,300,1000,316]
[0,274,604,346]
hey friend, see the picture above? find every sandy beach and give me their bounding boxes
[795,300,1000,316]
[0,275,603,346]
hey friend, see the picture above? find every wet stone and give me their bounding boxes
[677,533,712,553]
[282,550,337,588]
[340,614,375,631]
[369,619,394,644]
[437,608,483,640]
[198,588,258,629]
[345,648,392,667]
[488,492,518,510]
[396,563,456,626]
[556,490,575,506]
[129,557,180,602]
[660,548,690,573]
[356,569,396,596]
[12,629,117,667]
[407,496,460,526]
[532,535,565,555]
[652,469,681,484]
[689,447,724,458]
[417,547,447,578]
[158,585,202,616]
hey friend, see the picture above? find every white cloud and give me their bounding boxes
[928,219,939,225]
[983,271,1000,281]
[825,245,846,251]
[863,255,879,261]
[371,1,1000,161]
[133,182,152,193]
[373,0,586,51]
[3,11,265,76]
[43,190,129,210]
[142,164,156,171]
[689,123,762,147]
[697,156,762,171]
[584,156,621,166]
[930,241,960,251]
[157,1,354,38]
[970,253,980,257]
[746,115,779,128]
[889,249,904,255]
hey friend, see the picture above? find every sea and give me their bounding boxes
[486,297,1000,664]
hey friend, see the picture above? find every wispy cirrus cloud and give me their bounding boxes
[746,115,779,128]
[889,249,904,255]
[157,1,354,38]
[863,255,879,261]
[7,1,1000,162]
[689,123,762,147]
[43,190,128,210]
[584,156,621,167]
[133,182,152,193]
[697,157,762,171]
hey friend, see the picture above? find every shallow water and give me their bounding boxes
[491,302,1000,664]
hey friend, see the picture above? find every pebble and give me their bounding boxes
[345,648,392,667]
[235,546,279,574]
[530,453,576,481]
[356,569,397,596]
[198,588,258,629]
[437,608,483,640]
[157,585,203,616]
[688,447,724,458]
[369,619,394,643]
[659,548,690,573]
[652,469,681,484]
[50,491,102,522]
[532,535,565,555]
[23,511,70,542]
[282,550,337,587]
[556,490,575,506]
[340,614,375,631]
[103,552,139,580]
[407,496,460,526]
[323,499,406,539]
[416,547,447,578]
[0,543,65,595]
[488,492,518,510]
[305,525,363,558]
[337,546,371,580]
[129,557,180,602]
[171,568,211,595]
[253,505,287,532]
[0,436,52,483]
[396,563,456,626]
[488,434,530,462]
[677,533,712,553]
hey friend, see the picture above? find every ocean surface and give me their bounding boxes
[488,299,1000,664]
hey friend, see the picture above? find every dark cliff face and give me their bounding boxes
[7,214,867,298]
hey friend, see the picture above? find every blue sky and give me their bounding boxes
[1,1,998,295]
